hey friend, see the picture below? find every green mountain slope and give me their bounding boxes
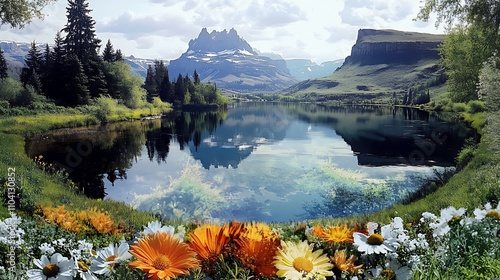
[283,29,445,103]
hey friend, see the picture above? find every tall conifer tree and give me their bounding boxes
[144,65,157,103]
[21,41,43,94]
[102,39,115,62]
[62,0,106,99]
[0,47,8,79]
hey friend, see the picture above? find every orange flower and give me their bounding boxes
[234,231,280,277]
[188,224,230,275]
[320,224,354,243]
[310,225,325,237]
[87,208,116,234]
[223,220,244,240]
[189,224,230,261]
[241,222,278,241]
[330,249,363,275]
[129,232,199,280]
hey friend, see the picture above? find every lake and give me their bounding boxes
[25,102,469,223]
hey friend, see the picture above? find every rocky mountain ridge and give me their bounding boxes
[167,28,297,92]
[1,39,339,84]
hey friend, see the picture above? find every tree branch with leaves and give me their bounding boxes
[0,0,57,28]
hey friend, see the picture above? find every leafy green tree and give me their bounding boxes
[478,54,500,111]
[418,0,500,36]
[0,0,57,28]
[102,61,145,108]
[0,47,8,79]
[440,24,494,102]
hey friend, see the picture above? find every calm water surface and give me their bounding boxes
[26,103,469,222]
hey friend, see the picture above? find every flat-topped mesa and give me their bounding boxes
[345,29,445,65]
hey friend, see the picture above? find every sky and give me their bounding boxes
[0,0,445,64]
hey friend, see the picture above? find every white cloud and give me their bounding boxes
[0,0,445,63]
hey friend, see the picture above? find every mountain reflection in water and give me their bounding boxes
[25,103,470,222]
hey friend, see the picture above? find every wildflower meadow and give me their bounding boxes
[0,202,499,280]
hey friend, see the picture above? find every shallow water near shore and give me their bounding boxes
[25,102,469,223]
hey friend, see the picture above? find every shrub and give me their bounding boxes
[478,53,500,111]
[92,96,118,123]
[452,102,467,112]
[0,77,23,104]
[456,146,476,170]
[466,100,486,113]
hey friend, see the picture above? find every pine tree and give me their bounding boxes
[63,54,90,106]
[40,44,53,94]
[174,74,186,105]
[114,49,123,61]
[47,31,67,102]
[63,0,100,62]
[144,65,157,103]
[153,60,168,89]
[193,69,200,84]
[0,47,8,79]
[21,41,43,94]
[62,0,106,98]
[407,89,413,105]
[102,39,115,62]
[159,73,172,103]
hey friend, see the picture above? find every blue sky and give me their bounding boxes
[0,0,444,63]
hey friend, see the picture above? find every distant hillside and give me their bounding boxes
[1,40,342,85]
[168,28,297,92]
[285,59,344,81]
[283,29,445,102]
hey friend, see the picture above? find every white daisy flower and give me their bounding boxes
[353,222,400,255]
[26,253,74,280]
[90,241,132,275]
[429,206,466,237]
[138,221,185,241]
[39,243,56,255]
[74,257,98,280]
[473,202,500,220]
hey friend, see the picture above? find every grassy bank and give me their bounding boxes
[336,110,498,226]
[0,108,173,232]
[0,105,498,279]
[2,105,496,227]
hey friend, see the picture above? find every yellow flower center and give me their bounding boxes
[381,268,396,280]
[105,255,118,268]
[486,210,500,219]
[152,254,172,270]
[77,261,89,272]
[367,233,384,245]
[449,215,462,226]
[293,257,314,273]
[42,263,60,278]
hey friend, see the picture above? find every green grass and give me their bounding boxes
[324,111,498,226]
[0,109,171,232]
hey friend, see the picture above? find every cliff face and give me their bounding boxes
[344,29,444,65]
[284,29,446,101]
